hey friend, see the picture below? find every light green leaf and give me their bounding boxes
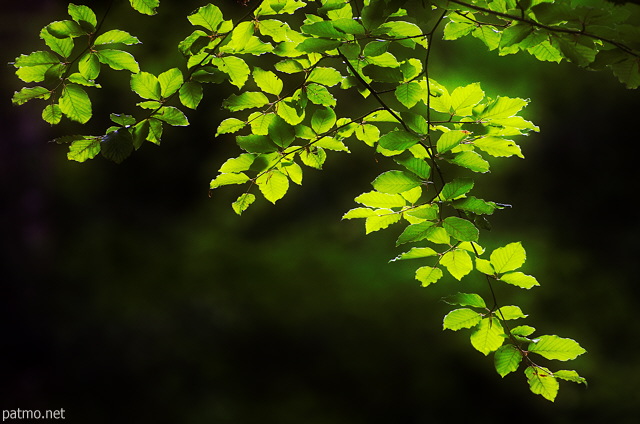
[223,92,269,111]
[395,155,431,179]
[450,83,484,115]
[306,83,336,107]
[470,317,505,355]
[365,212,402,234]
[253,67,283,96]
[94,29,140,45]
[47,20,86,38]
[528,335,587,361]
[495,344,522,377]
[391,247,438,261]
[42,104,62,124]
[315,136,349,152]
[450,151,490,173]
[415,266,443,287]
[439,178,474,201]
[68,4,97,29]
[256,170,289,204]
[442,292,486,309]
[67,137,101,162]
[232,193,255,215]
[372,170,421,194]
[153,106,189,126]
[308,66,343,87]
[441,249,473,280]
[443,217,479,242]
[300,146,327,169]
[11,86,51,105]
[131,72,161,100]
[268,116,295,148]
[436,130,467,153]
[512,325,536,337]
[500,271,539,289]
[296,38,341,53]
[443,21,474,40]
[554,370,587,385]
[158,68,183,98]
[311,107,336,134]
[209,172,250,189]
[342,207,377,219]
[355,191,406,208]
[129,0,159,15]
[479,96,528,120]
[475,258,495,275]
[96,49,140,73]
[496,305,527,320]
[78,53,100,80]
[443,308,482,331]
[490,242,526,274]
[525,366,559,402]
[59,83,92,123]
[179,82,203,109]
[237,135,278,153]
[212,56,250,88]
[396,221,435,245]
[395,82,423,109]
[40,27,74,58]
[474,136,523,158]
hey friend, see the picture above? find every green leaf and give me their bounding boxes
[306,83,336,107]
[95,49,140,73]
[153,106,189,126]
[365,212,402,234]
[372,171,421,194]
[442,292,486,309]
[47,20,86,38]
[110,113,136,126]
[209,172,250,189]
[59,84,92,123]
[237,135,278,154]
[495,344,522,377]
[395,155,431,179]
[611,57,640,89]
[253,67,283,96]
[436,130,467,154]
[131,72,161,100]
[268,116,295,148]
[440,249,473,280]
[342,207,377,219]
[311,107,336,134]
[450,83,484,115]
[68,4,97,30]
[40,27,74,58]
[296,38,341,53]
[212,56,250,89]
[479,96,528,120]
[188,3,224,31]
[443,217,479,242]
[449,151,490,173]
[11,86,51,105]
[216,118,246,137]
[94,29,140,46]
[443,21,474,40]
[42,104,62,124]
[554,370,587,385]
[67,137,101,162]
[496,305,527,320]
[179,82,203,109]
[300,147,327,169]
[308,67,343,86]
[439,178,474,201]
[223,92,269,111]
[355,191,406,209]
[470,317,505,355]
[395,82,423,109]
[100,128,133,163]
[256,170,289,204]
[443,308,482,331]
[391,247,438,261]
[132,119,150,149]
[490,242,526,274]
[378,130,421,152]
[500,271,540,289]
[158,68,183,98]
[528,335,587,361]
[396,221,435,245]
[415,266,443,287]
[512,325,536,337]
[129,0,159,15]
[525,366,559,402]
[474,137,523,158]
[78,53,100,80]
[232,193,255,215]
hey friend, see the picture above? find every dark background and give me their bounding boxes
[3,1,640,422]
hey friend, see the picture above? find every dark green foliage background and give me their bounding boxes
[3,1,640,422]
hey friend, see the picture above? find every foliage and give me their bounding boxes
[11,0,640,401]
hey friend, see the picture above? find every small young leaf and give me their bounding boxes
[253,67,283,96]
[365,212,402,234]
[179,82,203,109]
[391,247,438,261]
[153,106,189,126]
[415,266,443,287]
[67,137,101,162]
[449,151,490,173]
[12,86,51,105]
[95,49,140,73]
[311,107,336,134]
[131,72,161,100]
[209,172,250,189]
[59,84,92,123]
[378,130,420,152]
[553,370,587,385]
[436,130,467,154]
[439,178,474,201]
[232,193,255,215]
[355,191,406,209]
[223,92,269,111]
[495,305,527,320]
[500,272,540,289]
[443,217,479,242]
[256,170,289,204]
[442,292,486,309]
[129,0,159,15]
[42,104,62,124]
[300,147,327,169]
[158,68,184,98]
[94,29,140,46]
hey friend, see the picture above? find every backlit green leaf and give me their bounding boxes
[212,56,250,88]
[12,86,51,105]
[94,29,140,45]
[525,366,559,402]
[415,266,443,287]
[59,83,92,123]
[443,216,479,242]
[528,335,586,361]
[391,247,438,261]
[223,92,269,111]
[256,170,289,203]
[470,317,505,355]
[232,193,255,215]
[153,106,189,126]
[442,292,486,309]
[67,137,101,162]
[440,178,474,201]
[500,271,539,289]
[490,242,526,274]
[158,68,183,97]
[441,249,473,280]
[365,212,402,234]
[96,49,139,73]
[443,308,482,331]
[179,82,203,109]
[131,72,161,100]
[209,172,250,189]
[495,344,522,377]
[129,0,159,15]
[311,107,336,134]
[372,171,421,194]
[378,130,420,152]
[355,191,406,209]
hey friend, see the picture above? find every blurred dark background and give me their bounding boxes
[3,1,640,423]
